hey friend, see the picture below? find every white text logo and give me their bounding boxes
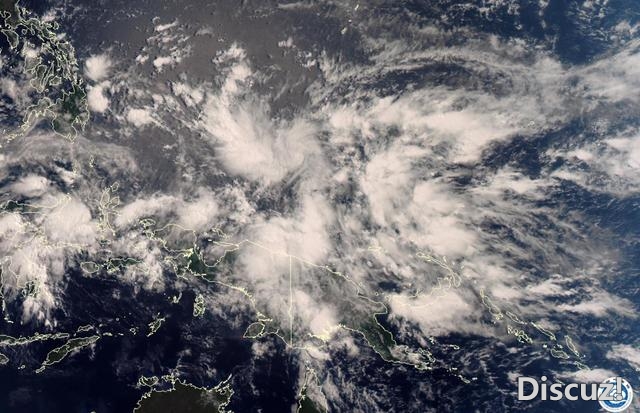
[517,375,634,412]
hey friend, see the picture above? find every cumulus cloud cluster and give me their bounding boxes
[2,8,639,410]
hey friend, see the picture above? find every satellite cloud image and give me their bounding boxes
[0,0,639,412]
